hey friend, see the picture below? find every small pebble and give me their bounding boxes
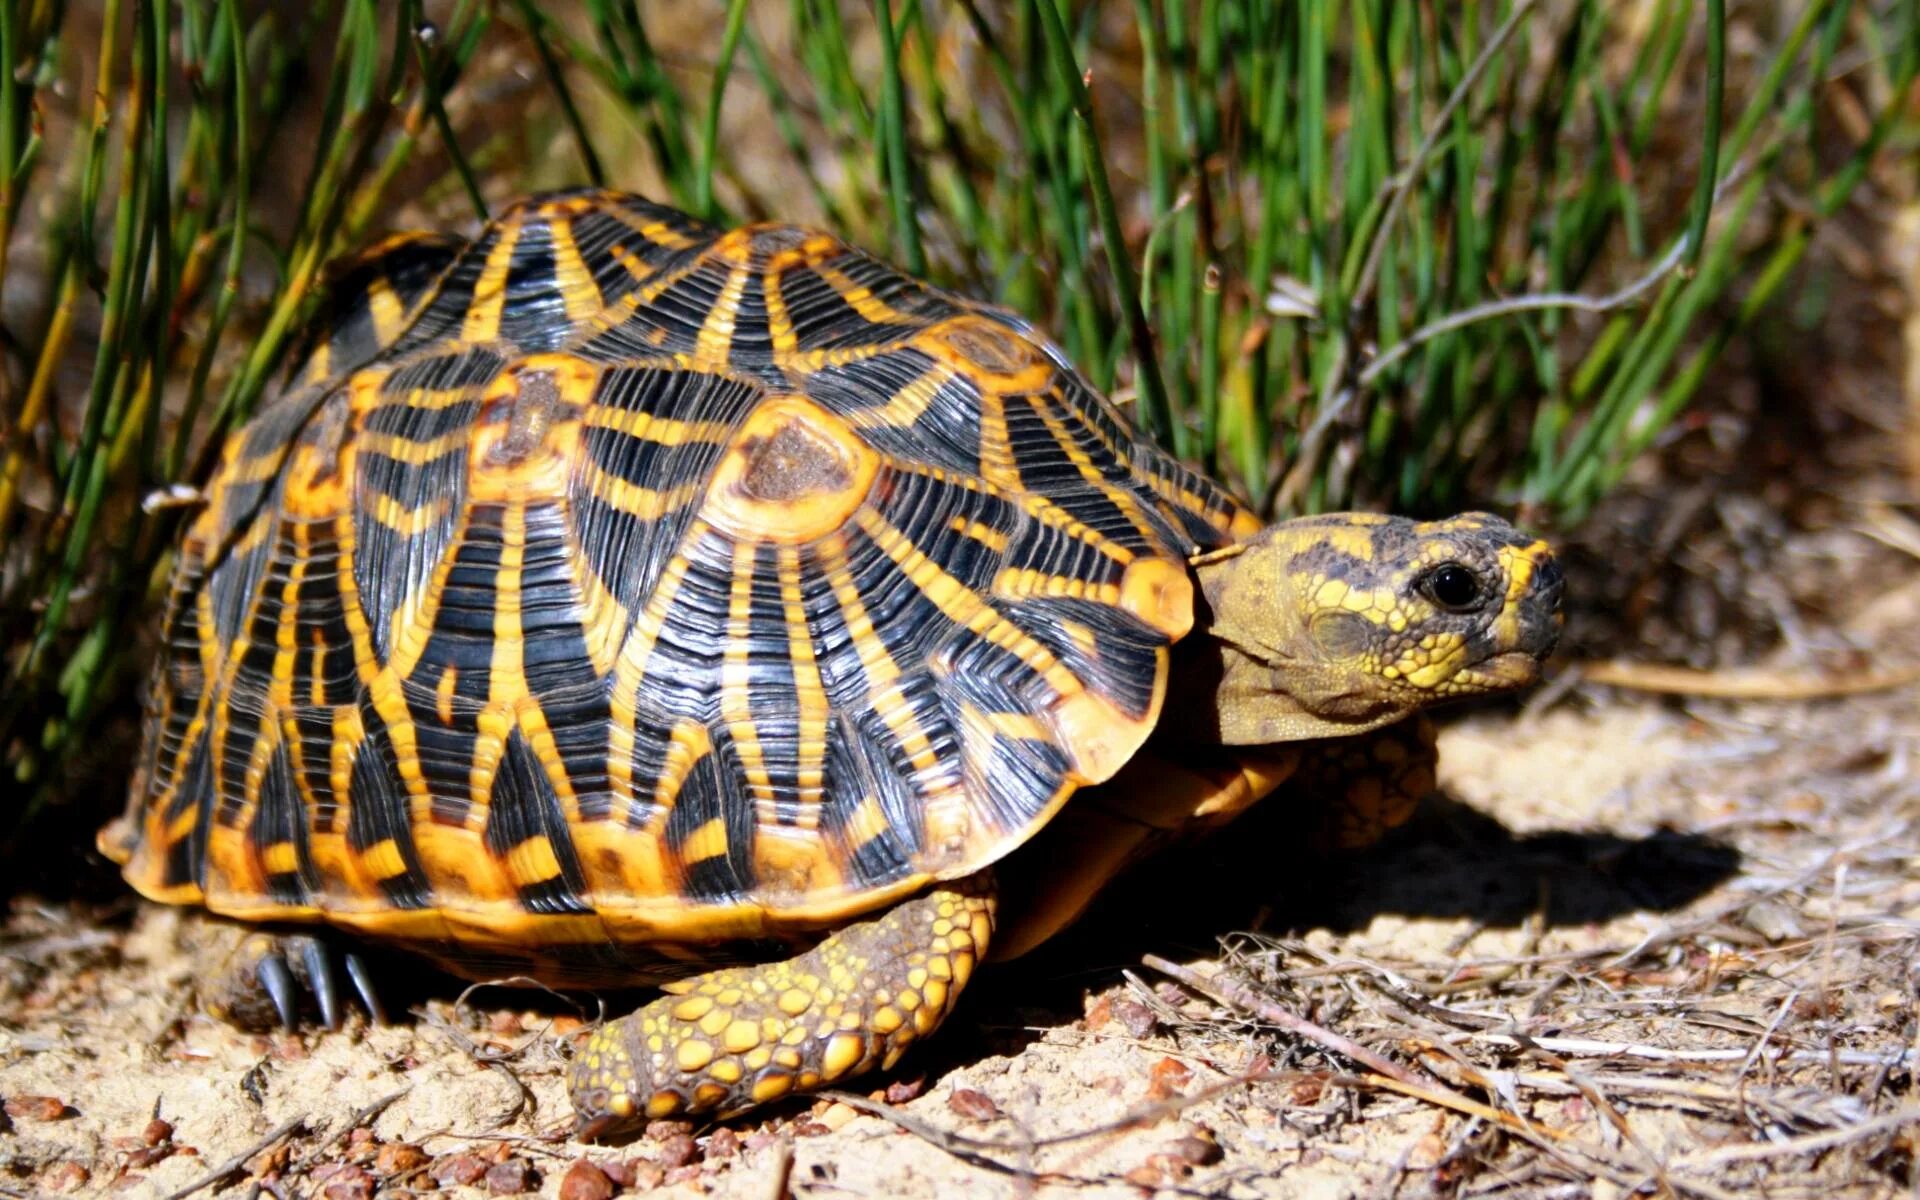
[315,1163,376,1200]
[489,1011,525,1035]
[557,1159,614,1200]
[429,1153,489,1187]
[816,1101,859,1131]
[1125,1162,1168,1188]
[483,1158,537,1194]
[705,1128,742,1159]
[42,1163,90,1193]
[374,1143,428,1174]
[625,1159,667,1189]
[1163,1128,1222,1166]
[124,1145,176,1169]
[1143,1152,1196,1181]
[743,1130,783,1154]
[1145,1057,1192,1100]
[5,1095,71,1121]
[1112,997,1158,1038]
[947,1088,1001,1121]
[655,1132,698,1169]
[143,1117,174,1146]
[1084,995,1113,1030]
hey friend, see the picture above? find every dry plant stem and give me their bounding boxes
[1336,1074,1743,1200]
[1670,1104,1920,1168]
[1141,954,1429,1090]
[1334,1073,1564,1142]
[757,1138,795,1200]
[1578,660,1920,698]
[1356,236,1691,388]
[1466,1031,1916,1070]
[1538,1055,1677,1196]
[294,1089,409,1167]
[162,1113,307,1200]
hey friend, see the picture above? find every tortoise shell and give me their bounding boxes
[103,190,1259,962]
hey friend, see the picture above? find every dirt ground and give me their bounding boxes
[4,549,1920,1199]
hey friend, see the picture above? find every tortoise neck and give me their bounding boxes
[1163,543,1409,746]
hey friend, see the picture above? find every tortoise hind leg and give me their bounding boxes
[203,926,387,1032]
[570,875,996,1137]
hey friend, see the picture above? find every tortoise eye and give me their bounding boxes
[1419,563,1481,611]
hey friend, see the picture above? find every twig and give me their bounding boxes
[1465,1031,1916,1070]
[1670,1104,1920,1169]
[1356,237,1689,387]
[1143,954,1432,1091]
[1535,1053,1678,1196]
[295,1090,409,1166]
[163,1114,307,1200]
[758,1137,795,1200]
[1576,659,1920,699]
[1335,1072,1566,1142]
[1416,1055,1790,1108]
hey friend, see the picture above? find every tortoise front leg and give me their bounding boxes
[991,717,1438,961]
[1287,715,1439,850]
[569,874,996,1136]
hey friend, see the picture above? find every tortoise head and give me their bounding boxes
[1177,512,1562,744]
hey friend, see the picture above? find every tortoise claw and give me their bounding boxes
[302,939,342,1031]
[208,929,387,1033]
[343,952,386,1025]
[255,951,300,1031]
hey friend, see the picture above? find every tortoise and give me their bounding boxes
[100,189,1562,1137]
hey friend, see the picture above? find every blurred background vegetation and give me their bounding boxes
[0,0,1915,840]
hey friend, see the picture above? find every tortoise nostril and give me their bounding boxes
[1537,559,1565,608]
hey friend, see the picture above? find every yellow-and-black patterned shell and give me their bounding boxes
[103,190,1258,963]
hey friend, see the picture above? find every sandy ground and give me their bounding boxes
[4,575,1920,1198]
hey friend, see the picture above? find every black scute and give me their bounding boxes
[485,730,593,915]
[662,740,759,903]
[344,708,432,910]
[287,232,463,382]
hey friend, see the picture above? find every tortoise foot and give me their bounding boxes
[205,928,387,1032]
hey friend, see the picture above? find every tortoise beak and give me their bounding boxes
[1494,534,1563,663]
[1517,549,1564,659]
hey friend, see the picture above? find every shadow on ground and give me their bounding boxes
[970,787,1742,1025]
